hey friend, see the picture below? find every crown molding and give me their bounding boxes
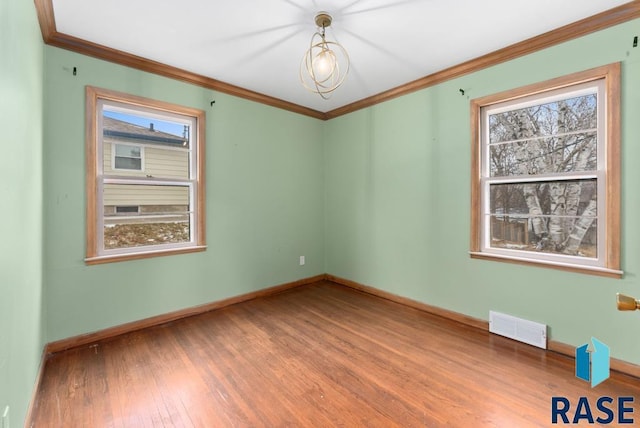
[35,0,640,121]
[325,1,640,119]
[33,0,327,120]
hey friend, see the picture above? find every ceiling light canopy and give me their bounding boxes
[300,12,350,100]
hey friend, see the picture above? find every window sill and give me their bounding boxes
[469,252,623,279]
[85,245,207,265]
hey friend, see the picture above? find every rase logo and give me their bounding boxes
[575,337,609,388]
[551,337,635,425]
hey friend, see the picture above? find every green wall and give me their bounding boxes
[0,0,45,425]
[325,19,640,364]
[43,48,325,342]
[43,19,640,366]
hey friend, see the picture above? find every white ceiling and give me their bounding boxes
[51,0,631,113]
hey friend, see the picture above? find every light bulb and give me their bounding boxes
[312,47,336,83]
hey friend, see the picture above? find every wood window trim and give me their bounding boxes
[469,63,621,278]
[85,86,206,264]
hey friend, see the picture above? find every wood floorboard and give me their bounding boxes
[30,281,640,427]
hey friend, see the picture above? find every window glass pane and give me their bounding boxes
[114,156,141,170]
[489,179,597,257]
[103,110,191,179]
[103,184,191,250]
[115,144,141,158]
[489,93,597,144]
[489,132,597,177]
[490,217,597,258]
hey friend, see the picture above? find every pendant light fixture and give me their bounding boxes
[300,12,350,99]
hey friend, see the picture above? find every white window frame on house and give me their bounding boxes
[469,63,621,278]
[85,86,206,264]
[112,143,144,171]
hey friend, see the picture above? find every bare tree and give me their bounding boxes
[488,94,597,256]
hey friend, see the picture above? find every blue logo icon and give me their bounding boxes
[575,337,610,387]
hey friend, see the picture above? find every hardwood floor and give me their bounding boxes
[30,281,640,427]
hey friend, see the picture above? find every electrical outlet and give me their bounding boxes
[2,405,9,428]
[299,255,305,266]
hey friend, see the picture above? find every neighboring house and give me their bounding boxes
[102,116,190,223]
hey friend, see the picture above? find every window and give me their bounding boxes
[113,144,143,171]
[86,86,206,264]
[115,206,139,214]
[470,63,621,277]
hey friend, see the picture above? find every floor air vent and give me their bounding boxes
[489,311,547,349]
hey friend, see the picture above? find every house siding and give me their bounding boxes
[104,184,189,207]
[103,138,189,179]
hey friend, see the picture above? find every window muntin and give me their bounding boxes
[470,63,621,277]
[86,87,206,264]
